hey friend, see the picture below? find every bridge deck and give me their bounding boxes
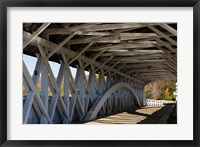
[84,104,176,124]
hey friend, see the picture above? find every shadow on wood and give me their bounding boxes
[137,103,177,124]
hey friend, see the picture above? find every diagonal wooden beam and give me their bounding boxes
[111,63,126,76]
[159,23,177,36]
[147,25,177,45]
[69,42,94,65]
[23,23,50,49]
[104,60,120,74]
[95,56,114,72]
[83,50,105,69]
[89,65,99,94]
[154,37,177,53]
[155,45,176,60]
[62,54,85,115]
[23,62,52,124]
[24,31,145,84]
[78,59,93,104]
[38,45,70,120]
[47,31,77,59]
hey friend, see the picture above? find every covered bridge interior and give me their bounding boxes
[23,23,177,124]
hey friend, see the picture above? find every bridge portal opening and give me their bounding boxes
[144,80,177,101]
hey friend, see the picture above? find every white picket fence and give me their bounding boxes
[144,98,176,106]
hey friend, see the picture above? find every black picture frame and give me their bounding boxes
[0,0,199,146]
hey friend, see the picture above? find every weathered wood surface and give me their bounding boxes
[23,23,177,83]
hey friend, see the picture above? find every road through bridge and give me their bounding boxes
[23,23,177,124]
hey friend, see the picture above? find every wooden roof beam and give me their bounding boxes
[159,23,177,36]
[87,43,156,52]
[23,23,50,49]
[44,23,146,35]
[68,33,158,44]
[147,25,177,45]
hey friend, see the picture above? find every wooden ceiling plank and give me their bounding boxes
[87,43,156,52]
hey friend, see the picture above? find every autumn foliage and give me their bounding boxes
[144,80,176,101]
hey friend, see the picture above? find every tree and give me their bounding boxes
[144,80,176,101]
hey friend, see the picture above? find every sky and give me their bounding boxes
[23,54,89,78]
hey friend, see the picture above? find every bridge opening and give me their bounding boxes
[23,23,177,124]
[144,80,177,101]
